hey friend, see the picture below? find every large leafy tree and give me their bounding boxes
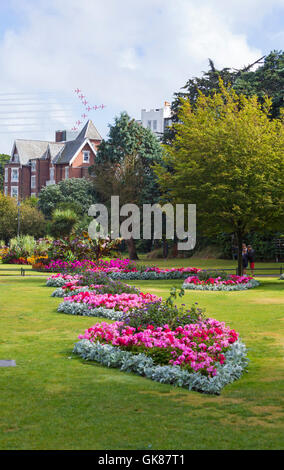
[38,177,96,218]
[89,112,163,259]
[233,50,284,119]
[0,194,46,242]
[0,194,17,242]
[0,154,10,192]
[155,83,284,274]
[165,51,283,143]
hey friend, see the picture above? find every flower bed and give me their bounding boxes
[108,266,201,280]
[52,279,140,298]
[1,256,29,264]
[58,301,125,320]
[46,274,82,287]
[44,258,137,273]
[52,285,103,297]
[63,291,161,312]
[44,259,201,280]
[45,264,248,394]
[183,274,260,291]
[58,291,161,320]
[73,319,248,394]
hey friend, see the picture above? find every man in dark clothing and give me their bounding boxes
[247,245,255,276]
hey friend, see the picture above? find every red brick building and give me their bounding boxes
[4,120,102,200]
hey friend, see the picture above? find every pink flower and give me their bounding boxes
[78,319,239,377]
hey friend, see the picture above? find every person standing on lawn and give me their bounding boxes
[242,243,248,274]
[247,245,255,276]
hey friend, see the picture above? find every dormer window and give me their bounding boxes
[83,151,90,163]
[12,154,19,163]
[31,161,36,172]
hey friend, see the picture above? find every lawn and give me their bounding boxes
[0,263,283,450]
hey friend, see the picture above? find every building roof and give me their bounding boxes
[42,142,65,162]
[47,142,65,159]
[76,120,102,141]
[53,138,84,164]
[11,120,101,166]
[13,139,50,165]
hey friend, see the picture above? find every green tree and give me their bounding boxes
[0,195,46,242]
[38,177,96,218]
[49,208,78,238]
[0,194,17,242]
[89,112,163,259]
[0,154,10,192]
[234,50,284,118]
[23,195,40,208]
[155,83,284,274]
[165,51,283,143]
[20,204,46,238]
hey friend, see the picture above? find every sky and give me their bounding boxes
[0,0,283,153]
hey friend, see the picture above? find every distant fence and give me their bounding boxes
[274,238,284,262]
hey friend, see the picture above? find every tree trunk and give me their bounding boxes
[126,237,139,260]
[162,239,168,258]
[235,231,243,276]
[172,234,178,258]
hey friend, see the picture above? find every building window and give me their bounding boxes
[83,151,90,163]
[11,168,19,182]
[31,161,36,172]
[50,167,55,181]
[147,120,151,129]
[153,120,157,131]
[12,154,19,163]
[11,186,18,199]
[31,175,36,189]
[65,166,69,179]
[4,186,8,196]
[5,168,8,182]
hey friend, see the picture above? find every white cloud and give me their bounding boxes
[0,0,282,152]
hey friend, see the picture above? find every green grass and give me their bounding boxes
[0,264,283,450]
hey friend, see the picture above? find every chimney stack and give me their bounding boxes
[55,130,66,142]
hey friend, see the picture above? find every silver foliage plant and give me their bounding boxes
[109,271,191,280]
[46,277,69,287]
[73,339,249,395]
[58,301,124,321]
